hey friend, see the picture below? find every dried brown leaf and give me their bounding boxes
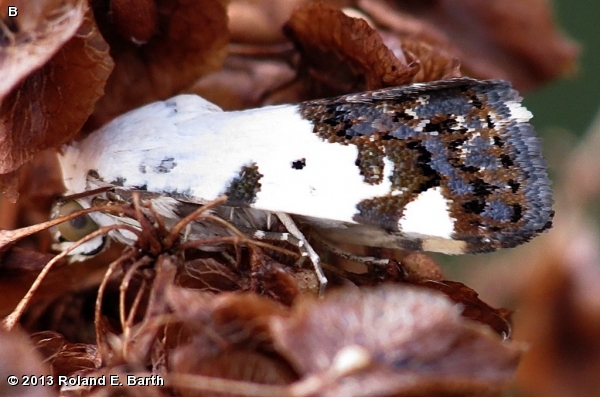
[89,0,229,127]
[0,0,85,99]
[0,151,64,252]
[0,245,108,323]
[188,55,297,110]
[271,285,523,397]
[248,248,303,305]
[0,7,113,187]
[167,289,297,389]
[361,0,579,90]
[381,32,461,82]
[400,252,444,281]
[283,2,419,96]
[0,248,57,317]
[173,350,297,394]
[0,328,53,397]
[228,0,311,44]
[314,246,510,337]
[178,257,246,292]
[177,247,318,300]
[167,287,289,338]
[31,331,99,376]
[110,0,158,45]
[0,170,18,201]
[418,280,513,338]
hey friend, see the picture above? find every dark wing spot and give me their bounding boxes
[224,163,263,205]
[154,157,177,173]
[110,177,127,186]
[87,169,102,180]
[291,158,306,170]
[472,178,495,196]
[500,154,514,168]
[507,179,520,193]
[511,204,523,222]
[463,199,486,214]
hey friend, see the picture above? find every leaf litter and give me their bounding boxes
[0,0,581,396]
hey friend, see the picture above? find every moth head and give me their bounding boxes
[50,199,109,260]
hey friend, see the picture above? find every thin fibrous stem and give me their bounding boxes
[95,249,136,362]
[164,196,228,247]
[2,221,141,331]
[119,256,153,335]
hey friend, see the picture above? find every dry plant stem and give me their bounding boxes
[178,235,299,259]
[119,256,153,334]
[2,223,142,331]
[164,195,228,247]
[125,278,148,333]
[130,193,163,254]
[184,212,302,258]
[57,186,113,203]
[95,249,136,359]
[174,209,302,257]
[177,235,243,250]
[163,373,292,397]
[195,213,248,238]
[144,200,167,236]
[246,239,301,258]
[0,204,133,251]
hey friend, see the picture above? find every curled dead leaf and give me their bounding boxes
[271,285,523,397]
[359,0,579,90]
[0,0,86,100]
[0,7,113,193]
[419,279,514,338]
[89,0,229,127]
[110,0,158,45]
[228,0,311,44]
[166,289,297,391]
[381,32,461,82]
[0,328,53,397]
[283,3,419,96]
[188,55,297,110]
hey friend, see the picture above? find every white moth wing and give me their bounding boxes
[58,78,554,255]
[60,95,394,226]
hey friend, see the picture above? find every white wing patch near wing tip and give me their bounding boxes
[398,187,455,239]
[505,100,533,122]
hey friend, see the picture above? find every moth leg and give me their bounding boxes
[248,228,327,292]
[275,212,328,295]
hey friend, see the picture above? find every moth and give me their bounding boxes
[52,78,553,288]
